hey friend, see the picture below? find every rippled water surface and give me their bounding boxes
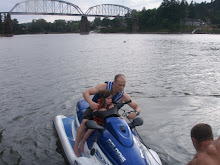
[0,34,220,165]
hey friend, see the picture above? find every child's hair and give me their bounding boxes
[99,90,112,108]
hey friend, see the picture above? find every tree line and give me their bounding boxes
[0,13,13,36]
[137,0,220,33]
[1,0,220,35]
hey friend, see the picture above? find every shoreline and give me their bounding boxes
[1,31,220,37]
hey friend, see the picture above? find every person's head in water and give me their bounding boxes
[191,123,213,151]
[99,90,112,108]
[114,74,126,93]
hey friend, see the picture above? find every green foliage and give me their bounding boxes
[136,0,220,32]
[29,19,48,33]
[102,18,111,27]
[12,19,80,34]
[93,17,102,27]
[4,13,13,35]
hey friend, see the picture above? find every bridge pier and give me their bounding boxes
[80,16,89,34]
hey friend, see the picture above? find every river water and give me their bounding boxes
[0,33,220,165]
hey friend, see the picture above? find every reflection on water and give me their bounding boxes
[0,34,220,165]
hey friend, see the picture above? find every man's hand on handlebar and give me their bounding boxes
[127,112,137,119]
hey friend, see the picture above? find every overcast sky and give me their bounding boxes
[0,0,210,23]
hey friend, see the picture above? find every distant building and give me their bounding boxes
[181,18,208,27]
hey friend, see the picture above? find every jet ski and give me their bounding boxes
[54,99,162,165]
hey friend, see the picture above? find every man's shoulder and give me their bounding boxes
[216,136,220,147]
[90,83,107,94]
[190,143,220,165]
[105,81,112,83]
[207,137,220,155]
[95,83,108,89]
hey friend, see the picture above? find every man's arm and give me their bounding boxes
[83,83,107,110]
[121,92,141,119]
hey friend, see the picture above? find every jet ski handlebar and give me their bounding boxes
[86,100,143,130]
[93,100,132,120]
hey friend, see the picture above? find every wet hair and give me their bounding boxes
[191,123,214,143]
[114,74,126,82]
[99,90,112,109]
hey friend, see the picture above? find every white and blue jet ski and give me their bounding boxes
[54,99,162,165]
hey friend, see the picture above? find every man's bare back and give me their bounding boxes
[188,137,220,165]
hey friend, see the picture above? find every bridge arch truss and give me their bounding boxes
[10,0,84,16]
[85,4,133,18]
[7,1,135,18]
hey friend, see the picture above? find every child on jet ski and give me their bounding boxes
[79,90,114,153]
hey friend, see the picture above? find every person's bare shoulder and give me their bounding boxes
[86,83,107,95]
[206,137,220,156]
[215,136,220,151]
[95,83,108,91]
[189,139,220,165]
[206,141,218,156]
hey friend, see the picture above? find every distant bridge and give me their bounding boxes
[0,0,138,34]
[8,0,134,18]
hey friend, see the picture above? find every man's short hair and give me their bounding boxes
[114,74,126,82]
[191,123,213,143]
